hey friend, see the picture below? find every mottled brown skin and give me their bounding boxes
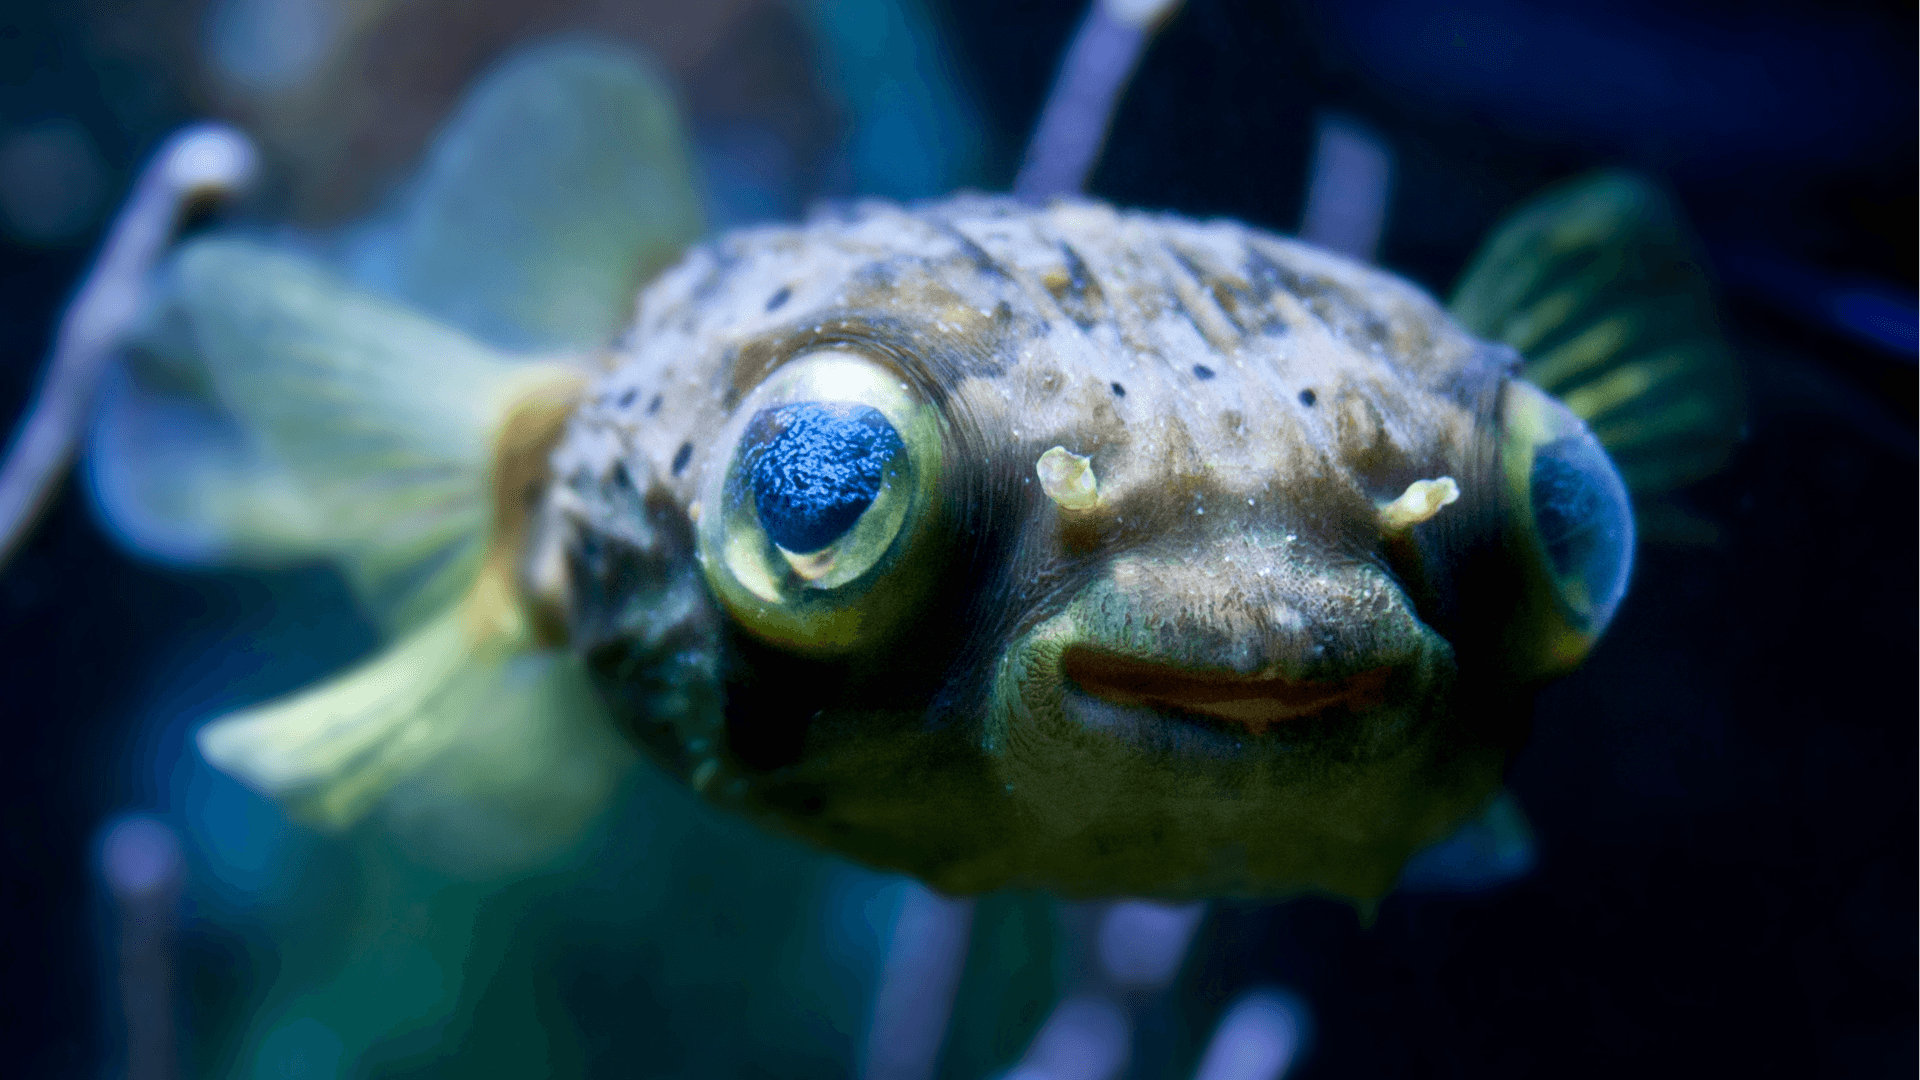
[533,197,1537,901]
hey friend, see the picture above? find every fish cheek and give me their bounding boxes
[533,447,731,784]
[717,635,840,772]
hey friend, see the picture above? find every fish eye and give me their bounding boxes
[695,350,946,653]
[1499,378,1635,676]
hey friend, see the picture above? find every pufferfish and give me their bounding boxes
[88,46,1739,903]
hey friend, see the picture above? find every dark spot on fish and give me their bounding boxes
[646,393,663,415]
[618,388,637,408]
[723,386,741,410]
[1193,364,1216,380]
[765,286,791,312]
[1111,382,1126,397]
[611,461,634,489]
[1299,389,1317,406]
[992,301,1013,326]
[671,442,694,475]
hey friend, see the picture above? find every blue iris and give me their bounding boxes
[742,402,905,554]
[1529,434,1634,626]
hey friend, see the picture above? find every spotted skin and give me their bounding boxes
[535,198,1533,900]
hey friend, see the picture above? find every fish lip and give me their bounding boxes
[1059,645,1396,735]
[1056,684,1253,759]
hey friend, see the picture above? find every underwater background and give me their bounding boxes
[1,0,1913,1076]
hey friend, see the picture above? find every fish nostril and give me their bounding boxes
[1059,646,1393,733]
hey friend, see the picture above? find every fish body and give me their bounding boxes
[89,43,1736,903]
[529,197,1621,899]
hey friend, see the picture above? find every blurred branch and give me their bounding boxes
[100,816,186,1080]
[1297,114,1394,264]
[0,122,256,568]
[862,884,975,1080]
[1013,0,1185,201]
[1190,989,1310,1080]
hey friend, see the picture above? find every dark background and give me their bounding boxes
[3,0,1913,1076]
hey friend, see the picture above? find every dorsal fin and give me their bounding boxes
[384,38,703,352]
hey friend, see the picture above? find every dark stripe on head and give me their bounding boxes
[1046,243,1107,331]
[941,224,1015,280]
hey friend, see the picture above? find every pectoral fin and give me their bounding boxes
[1450,171,1745,504]
[1395,788,1536,894]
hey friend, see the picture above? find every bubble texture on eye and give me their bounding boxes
[744,402,904,554]
[1529,434,1633,627]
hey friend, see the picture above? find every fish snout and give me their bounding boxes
[990,547,1451,757]
[977,540,1482,898]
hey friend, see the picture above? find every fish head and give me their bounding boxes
[536,198,1634,900]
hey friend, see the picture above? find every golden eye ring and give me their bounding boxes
[1498,378,1636,678]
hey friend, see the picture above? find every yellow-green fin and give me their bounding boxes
[176,324,610,835]
[387,38,705,352]
[88,36,703,631]
[198,566,530,827]
[92,38,709,845]
[89,239,582,634]
[198,562,633,855]
[1450,171,1744,504]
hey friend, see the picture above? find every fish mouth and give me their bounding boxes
[1059,646,1394,734]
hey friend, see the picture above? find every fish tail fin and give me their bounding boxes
[197,558,632,849]
[197,564,528,827]
[1449,171,1744,536]
[96,38,713,845]
[90,239,616,836]
[88,237,586,633]
[153,268,618,835]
